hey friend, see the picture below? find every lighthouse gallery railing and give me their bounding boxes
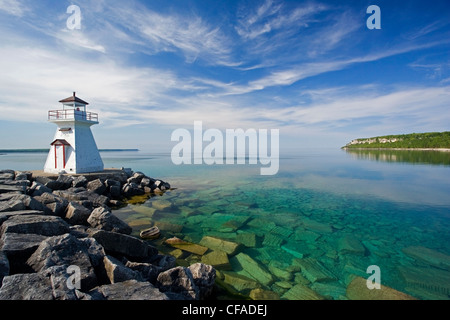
[48,109,98,122]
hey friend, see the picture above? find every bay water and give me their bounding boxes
[1,148,449,299]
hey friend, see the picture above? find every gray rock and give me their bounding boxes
[0,250,9,285]
[87,179,106,195]
[88,279,169,300]
[77,191,110,208]
[33,192,69,216]
[188,263,216,300]
[45,175,73,191]
[156,266,199,300]
[124,255,176,284]
[53,189,88,202]
[0,273,54,300]
[109,185,121,199]
[14,171,31,181]
[0,185,25,194]
[87,207,132,235]
[43,265,79,300]
[29,181,53,197]
[0,232,47,273]
[0,170,15,180]
[124,260,161,284]
[90,229,157,260]
[72,176,88,188]
[0,194,43,212]
[0,214,70,237]
[65,201,91,225]
[122,182,145,197]
[0,199,25,212]
[103,255,142,283]
[26,233,98,291]
[79,237,106,268]
[0,210,45,225]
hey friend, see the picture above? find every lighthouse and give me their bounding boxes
[44,92,104,174]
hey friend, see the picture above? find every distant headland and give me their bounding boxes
[342,131,450,150]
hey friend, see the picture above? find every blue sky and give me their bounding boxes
[0,0,449,152]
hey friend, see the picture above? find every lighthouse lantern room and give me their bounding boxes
[44,92,104,174]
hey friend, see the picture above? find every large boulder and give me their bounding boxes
[103,255,142,284]
[86,179,107,195]
[26,233,98,291]
[72,176,88,188]
[188,263,216,300]
[0,214,70,237]
[89,229,157,260]
[122,183,145,197]
[33,192,69,216]
[0,250,9,285]
[65,201,91,225]
[88,279,169,300]
[0,273,54,300]
[87,207,132,234]
[29,181,52,197]
[0,232,47,273]
[156,266,199,300]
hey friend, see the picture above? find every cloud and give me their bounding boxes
[0,0,26,17]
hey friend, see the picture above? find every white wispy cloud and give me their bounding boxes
[0,0,26,17]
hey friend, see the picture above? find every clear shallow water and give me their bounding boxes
[1,148,450,299]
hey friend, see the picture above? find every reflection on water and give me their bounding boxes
[345,149,450,166]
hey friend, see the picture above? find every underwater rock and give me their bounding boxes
[262,233,284,247]
[199,236,240,255]
[201,250,231,270]
[402,246,450,270]
[165,237,208,256]
[293,230,320,242]
[151,199,173,211]
[281,283,324,300]
[338,235,366,256]
[311,282,347,300]
[236,232,256,247]
[281,241,304,259]
[223,271,261,292]
[231,253,273,286]
[249,288,280,300]
[294,257,337,283]
[302,219,333,234]
[155,221,183,233]
[346,276,416,300]
[398,265,450,299]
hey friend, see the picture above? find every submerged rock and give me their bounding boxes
[346,276,416,300]
[165,237,209,256]
[281,283,324,300]
[402,246,450,270]
[231,253,273,286]
[199,236,240,255]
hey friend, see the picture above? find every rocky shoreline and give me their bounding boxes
[0,168,216,300]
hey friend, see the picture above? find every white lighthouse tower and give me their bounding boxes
[44,92,104,174]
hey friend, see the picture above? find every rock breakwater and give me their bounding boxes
[0,168,215,300]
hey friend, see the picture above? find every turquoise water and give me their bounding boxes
[1,149,450,299]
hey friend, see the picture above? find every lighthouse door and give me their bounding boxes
[55,145,66,169]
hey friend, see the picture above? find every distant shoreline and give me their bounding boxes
[0,149,139,153]
[342,147,450,152]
